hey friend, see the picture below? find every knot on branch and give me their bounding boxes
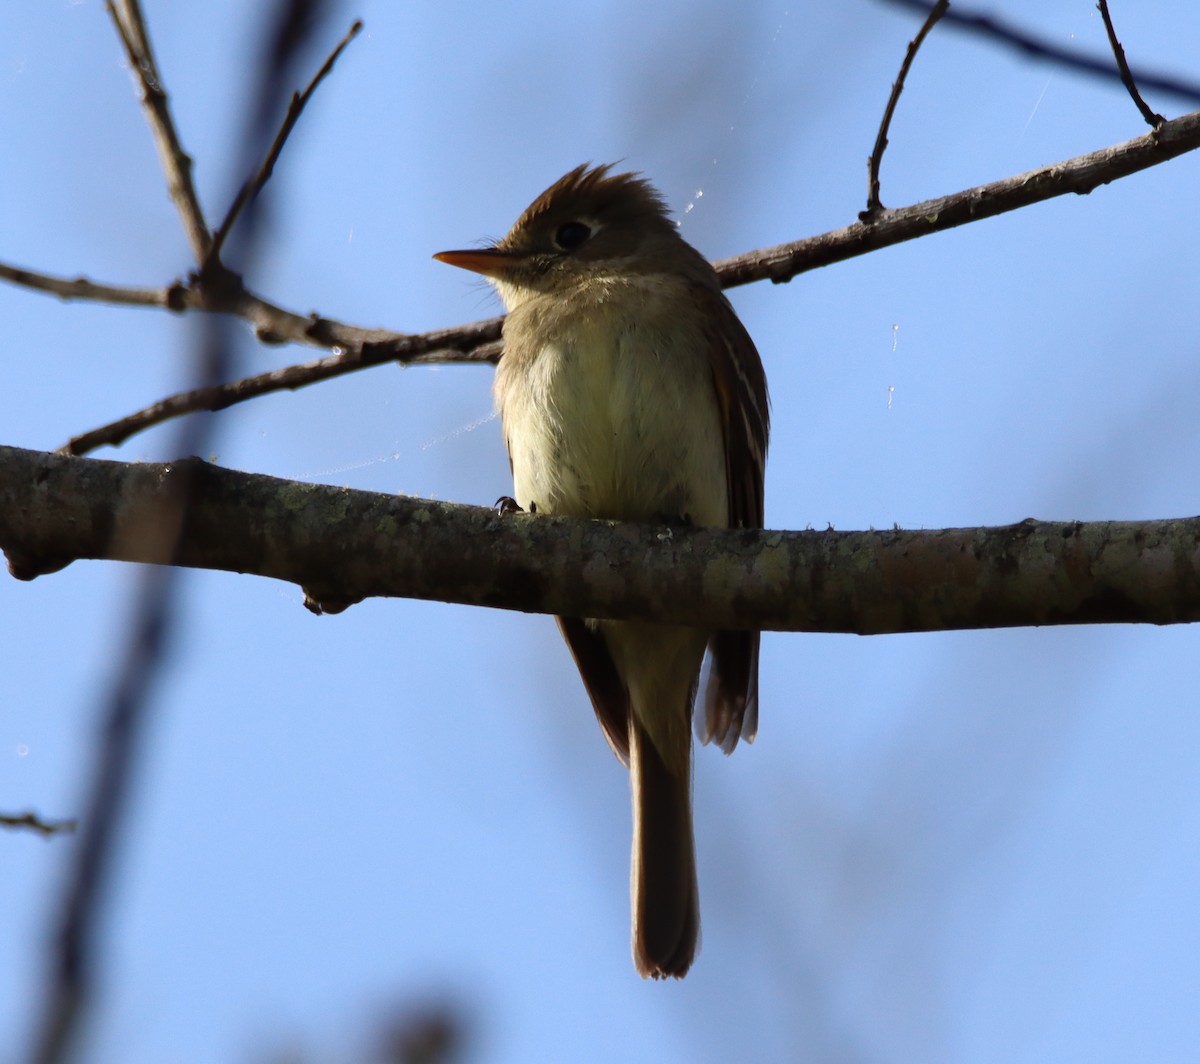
[193,260,246,306]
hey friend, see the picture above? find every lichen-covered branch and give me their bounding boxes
[4,445,1198,635]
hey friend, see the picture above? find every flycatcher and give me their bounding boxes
[435,163,769,978]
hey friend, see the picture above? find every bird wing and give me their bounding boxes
[694,285,770,753]
[556,615,631,765]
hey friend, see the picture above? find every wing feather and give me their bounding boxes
[556,616,631,765]
[692,285,769,753]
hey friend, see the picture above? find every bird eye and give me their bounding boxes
[554,221,592,250]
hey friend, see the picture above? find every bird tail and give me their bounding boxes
[629,715,699,979]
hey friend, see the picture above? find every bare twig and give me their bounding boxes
[5,445,1200,635]
[0,811,78,838]
[879,0,1200,106]
[1097,0,1164,128]
[863,0,948,220]
[0,263,184,310]
[60,321,503,456]
[0,259,421,341]
[716,107,1200,285]
[205,19,364,270]
[40,106,1200,455]
[106,0,212,263]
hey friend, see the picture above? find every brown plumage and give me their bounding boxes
[435,164,769,977]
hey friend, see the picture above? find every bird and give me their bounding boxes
[434,163,769,978]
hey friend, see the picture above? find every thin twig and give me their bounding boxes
[0,259,417,343]
[718,106,1200,287]
[0,263,185,309]
[1097,0,1164,128]
[0,811,78,838]
[205,19,364,270]
[59,322,504,456]
[863,0,948,220]
[45,107,1200,455]
[106,0,212,263]
[878,0,1200,106]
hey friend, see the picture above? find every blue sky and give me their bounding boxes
[2,2,1199,1062]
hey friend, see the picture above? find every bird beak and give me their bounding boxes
[433,248,520,278]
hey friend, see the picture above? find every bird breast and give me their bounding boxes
[495,277,728,528]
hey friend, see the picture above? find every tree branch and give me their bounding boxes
[205,19,364,270]
[0,811,78,838]
[57,318,503,456]
[0,262,185,310]
[6,106,1185,454]
[4,445,1199,634]
[1097,0,1164,128]
[2,3,1196,469]
[863,0,948,220]
[718,107,1200,284]
[107,0,212,263]
[879,0,1200,106]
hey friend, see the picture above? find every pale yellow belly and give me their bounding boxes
[497,307,727,529]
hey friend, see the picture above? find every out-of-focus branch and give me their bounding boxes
[5,445,1200,635]
[28,4,338,1064]
[863,0,948,219]
[878,0,1200,106]
[1097,0,1164,128]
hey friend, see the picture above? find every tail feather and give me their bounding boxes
[630,717,699,979]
